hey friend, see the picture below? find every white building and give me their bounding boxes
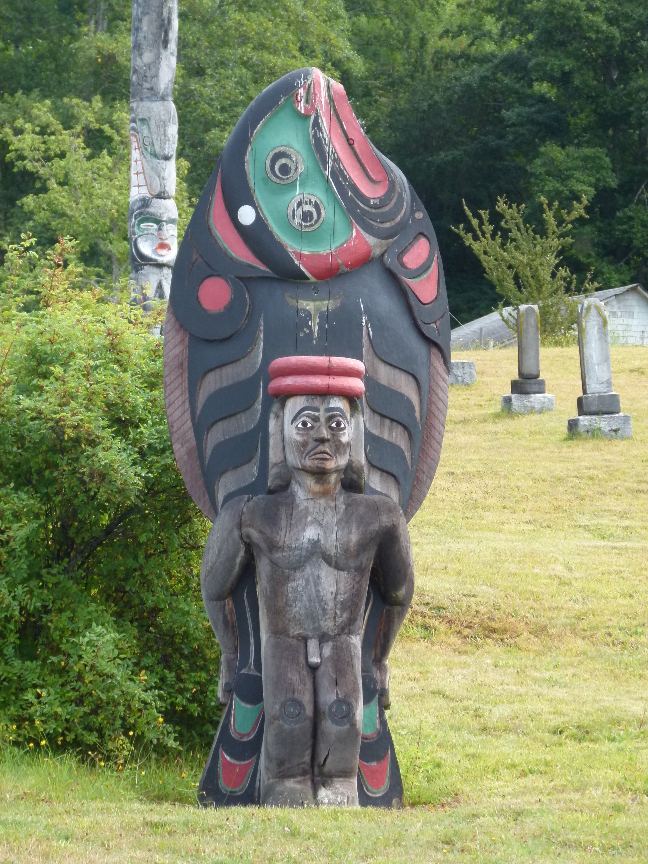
[594,284,648,346]
[451,284,648,349]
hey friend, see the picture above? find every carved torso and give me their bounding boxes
[242,489,388,640]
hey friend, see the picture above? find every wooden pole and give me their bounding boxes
[129,0,178,306]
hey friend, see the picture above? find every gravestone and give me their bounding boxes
[567,300,631,438]
[449,360,476,386]
[501,305,554,413]
[162,68,451,807]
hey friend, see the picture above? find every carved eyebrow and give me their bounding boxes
[291,406,320,424]
[324,407,349,422]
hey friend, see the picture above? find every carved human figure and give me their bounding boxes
[129,196,178,266]
[129,101,178,199]
[200,358,414,807]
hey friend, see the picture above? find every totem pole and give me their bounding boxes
[129,0,178,303]
[163,68,451,807]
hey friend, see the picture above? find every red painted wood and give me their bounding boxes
[358,750,390,793]
[293,68,329,125]
[268,375,365,398]
[198,276,232,312]
[329,113,389,199]
[403,253,439,304]
[269,356,365,379]
[401,235,431,270]
[211,171,267,269]
[163,305,216,522]
[335,225,372,271]
[330,80,388,187]
[405,344,448,520]
[219,749,256,791]
[293,249,340,280]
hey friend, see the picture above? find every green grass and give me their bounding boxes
[1,345,647,863]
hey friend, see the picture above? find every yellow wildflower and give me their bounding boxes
[40,740,46,746]
[157,717,163,724]
[128,731,133,736]
[29,743,34,748]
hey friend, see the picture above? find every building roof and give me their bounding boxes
[590,283,648,303]
[451,308,516,350]
[450,283,648,350]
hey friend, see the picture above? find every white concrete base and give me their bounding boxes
[501,393,555,414]
[567,413,632,439]
[449,360,477,386]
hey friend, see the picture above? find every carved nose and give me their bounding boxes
[314,427,329,442]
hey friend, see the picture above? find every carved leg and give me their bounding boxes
[260,635,315,807]
[313,635,362,806]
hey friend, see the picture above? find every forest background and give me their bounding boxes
[1,0,647,760]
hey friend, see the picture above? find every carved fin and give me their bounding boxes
[215,438,261,511]
[204,381,263,465]
[196,319,263,417]
[364,463,401,505]
[363,323,421,425]
[364,399,412,468]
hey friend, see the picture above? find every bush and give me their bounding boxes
[454,196,597,341]
[0,237,219,760]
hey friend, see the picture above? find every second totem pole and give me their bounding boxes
[129,0,178,303]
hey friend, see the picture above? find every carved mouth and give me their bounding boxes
[156,242,172,254]
[307,446,333,461]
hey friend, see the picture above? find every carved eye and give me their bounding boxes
[287,193,325,231]
[329,418,346,431]
[296,418,314,430]
[266,146,304,184]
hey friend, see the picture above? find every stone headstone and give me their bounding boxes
[449,360,476,386]
[518,304,540,379]
[578,299,613,395]
[502,305,553,413]
[568,299,631,437]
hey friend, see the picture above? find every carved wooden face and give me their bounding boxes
[131,197,178,265]
[283,395,352,476]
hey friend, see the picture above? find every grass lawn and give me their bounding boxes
[1,345,647,863]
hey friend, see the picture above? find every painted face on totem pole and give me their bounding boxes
[130,197,178,265]
[247,105,352,256]
[283,395,352,475]
[130,100,178,199]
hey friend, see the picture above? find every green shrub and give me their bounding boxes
[0,237,219,760]
[454,196,597,341]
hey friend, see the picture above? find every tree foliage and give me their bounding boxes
[1,0,647,317]
[454,197,596,338]
[0,237,218,759]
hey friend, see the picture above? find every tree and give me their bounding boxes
[454,196,596,339]
[0,236,220,758]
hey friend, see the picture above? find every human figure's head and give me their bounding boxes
[283,394,352,477]
[267,357,365,495]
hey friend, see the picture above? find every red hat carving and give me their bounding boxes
[268,356,365,398]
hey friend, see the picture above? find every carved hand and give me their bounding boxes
[217,652,238,706]
[373,659,391,710]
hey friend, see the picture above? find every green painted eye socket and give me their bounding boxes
[266,146,304,184]
[288,193,325,231]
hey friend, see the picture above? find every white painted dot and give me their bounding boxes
[237,205,256,226]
